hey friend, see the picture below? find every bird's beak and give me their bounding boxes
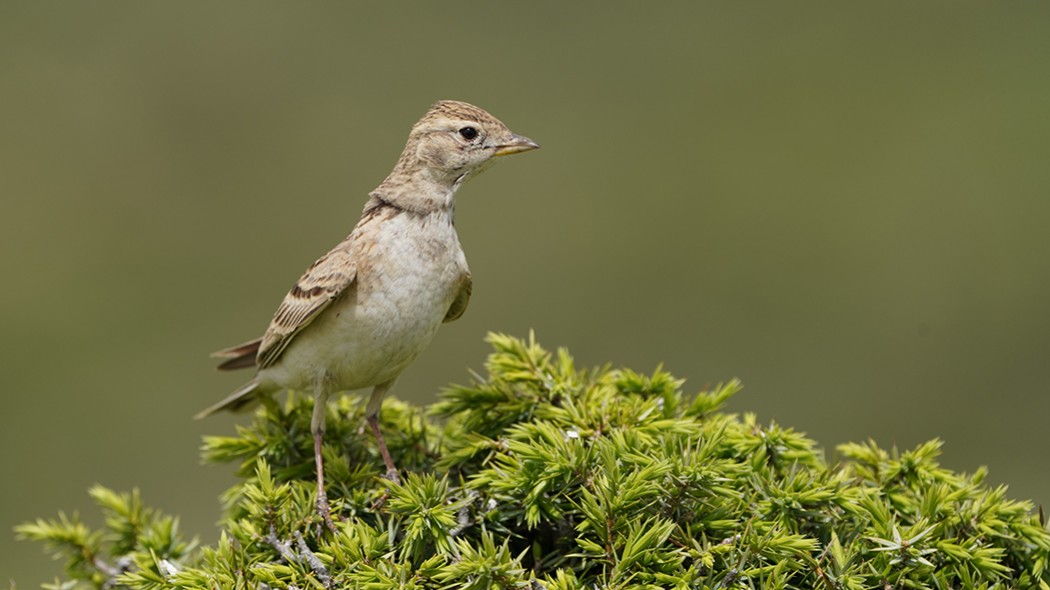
[493,134,540,157]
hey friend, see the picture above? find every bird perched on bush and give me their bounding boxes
[197,100,538,527]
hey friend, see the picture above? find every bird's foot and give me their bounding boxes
[315,490,339,533]
[370,468,402,511]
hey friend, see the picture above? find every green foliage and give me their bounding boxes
[17,333,1050,589]
[15,487,195,589]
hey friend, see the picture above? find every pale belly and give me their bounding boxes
[257,213,468,394]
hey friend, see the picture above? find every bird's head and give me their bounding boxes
[402,100,539,183]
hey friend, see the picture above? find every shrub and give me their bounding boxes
[17,333,1050,589]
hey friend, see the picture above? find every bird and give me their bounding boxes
[197,100,538,526]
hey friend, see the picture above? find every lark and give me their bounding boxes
[197,100,538,524]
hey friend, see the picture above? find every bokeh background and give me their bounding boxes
[3,2,1049,582]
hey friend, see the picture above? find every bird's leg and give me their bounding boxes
[366,381,400,484]
[311,388,336,531]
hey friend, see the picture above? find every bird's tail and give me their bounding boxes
[194,378,263,419]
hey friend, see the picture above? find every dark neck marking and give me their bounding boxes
[367,193,409,215]
[364,187,454,217]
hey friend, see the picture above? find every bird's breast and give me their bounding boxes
[263,211,468,392]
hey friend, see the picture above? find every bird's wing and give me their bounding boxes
[443,272,472,323]
[256,239,357,369]
[211,337,263,370]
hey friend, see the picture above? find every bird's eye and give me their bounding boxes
[458,126,478,141]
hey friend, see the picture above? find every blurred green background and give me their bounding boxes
[3,1,1049,582]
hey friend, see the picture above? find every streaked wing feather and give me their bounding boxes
[212,337,263,359]
[257,242,357,369]
[211,337,263,371]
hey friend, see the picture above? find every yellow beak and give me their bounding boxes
[493,134,541,157]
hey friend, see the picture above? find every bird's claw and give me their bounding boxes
[316,491,339,533]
